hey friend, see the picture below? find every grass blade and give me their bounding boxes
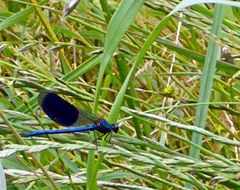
[93,0,144,113]
[187,3,225,189]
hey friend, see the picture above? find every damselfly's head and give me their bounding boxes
[111,124,119,133]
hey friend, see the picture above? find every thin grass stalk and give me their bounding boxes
[160,12,183,146]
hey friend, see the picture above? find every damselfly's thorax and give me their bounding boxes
[94,119,119,134]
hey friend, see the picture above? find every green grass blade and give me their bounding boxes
[86,149,96,190]
[87,14,170,190]
[90,1,144,189]
[108,16,170,123]
[0,6,35,31]
[99,0,112,22]
[117,55,143,139]
[186,3,225,189]
[189,3,225,159]
[93,0,144,114]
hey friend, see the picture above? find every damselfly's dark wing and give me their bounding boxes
[38,91,97,126]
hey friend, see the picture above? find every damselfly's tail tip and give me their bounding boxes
[20,132,30,137]
[21,132,38,137]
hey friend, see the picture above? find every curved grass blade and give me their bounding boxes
[93,0,144,114]
[90,1,144,189]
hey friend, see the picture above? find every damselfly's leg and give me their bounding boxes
[92,133,106,145]
[104,132,117,150]
[91,132,99,149]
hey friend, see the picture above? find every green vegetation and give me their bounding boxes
[1,0,240,189]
